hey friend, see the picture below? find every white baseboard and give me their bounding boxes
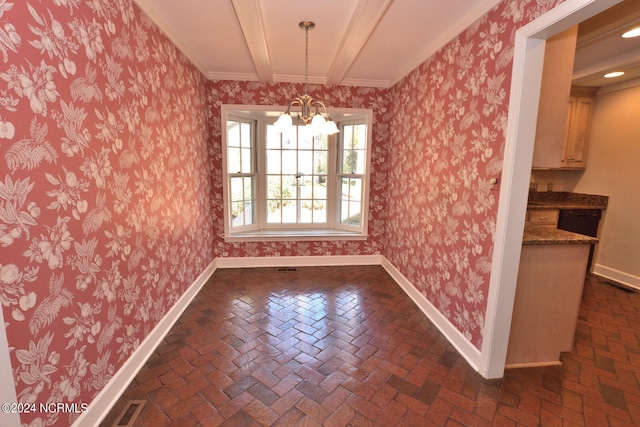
[215,254,383,268]
[73,260,218,427]
[592,263,640,290]
[380,258,482,372]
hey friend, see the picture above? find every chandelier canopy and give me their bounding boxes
[274,21,339,136]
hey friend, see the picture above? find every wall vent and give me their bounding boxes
[276,267,299,272]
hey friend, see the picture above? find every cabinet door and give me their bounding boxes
[561,95,594,169]
[531,27,578,170]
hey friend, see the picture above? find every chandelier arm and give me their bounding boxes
[277,22,336,133]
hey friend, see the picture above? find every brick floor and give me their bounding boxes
[101,266,640,426]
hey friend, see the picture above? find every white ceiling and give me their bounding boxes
[572,0,640,88]
[133,0,640,89]
[132,0,502,88]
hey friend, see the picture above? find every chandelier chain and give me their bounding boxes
[304,23,309,94]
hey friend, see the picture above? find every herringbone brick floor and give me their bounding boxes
[101,265,640,426]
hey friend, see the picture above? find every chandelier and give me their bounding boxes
[274,21,339,136]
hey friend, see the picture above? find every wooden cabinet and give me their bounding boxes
[560,86,597,169]
[506,243,590,368]
[526,209,559,226]
[532,26,577,170]
[531,27,598,171]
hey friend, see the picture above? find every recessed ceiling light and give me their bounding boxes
[604,71,625,78]
[622,27,640,38]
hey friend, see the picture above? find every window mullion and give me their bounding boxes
[326,134,338,228]
[256,119,267,229]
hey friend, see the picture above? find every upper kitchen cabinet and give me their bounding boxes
[561,86,598,169]
[532,26,594,170]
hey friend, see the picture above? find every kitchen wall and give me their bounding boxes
[574,82,640,287]
[530,82,640,287]
[0,2,214,426]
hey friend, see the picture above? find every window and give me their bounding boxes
[222,106,372,241]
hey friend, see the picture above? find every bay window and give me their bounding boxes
[221,105,372,241]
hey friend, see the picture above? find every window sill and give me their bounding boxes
[224,228,368,242]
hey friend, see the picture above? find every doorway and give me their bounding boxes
[479,0,623,379]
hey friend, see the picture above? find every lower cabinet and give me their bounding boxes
[505,244,590,368]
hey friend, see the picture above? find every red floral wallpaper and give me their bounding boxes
[0,1,214,425]
[206,81,390,258]
[385,0,564,349]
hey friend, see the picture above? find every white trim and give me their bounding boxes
[215,254,382,269]
[480,0,623,380]
[73,260,218,427]
[208,71,261,82]
[380,258,482,372]
[223,230,369,242]
[592,264,640,291]
[0,304,20,427]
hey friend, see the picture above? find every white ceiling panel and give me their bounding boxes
[134,0,640,88]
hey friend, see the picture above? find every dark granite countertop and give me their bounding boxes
[523,223,598,245]
[527,191,608,210]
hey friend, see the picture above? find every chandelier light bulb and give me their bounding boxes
[275,21,339,136]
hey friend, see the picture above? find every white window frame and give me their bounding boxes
[221,105,373,242]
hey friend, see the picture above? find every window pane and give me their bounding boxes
[298,150,313,175]
[300,200,313,223]
[230,177,243,202]
[314,151,327,175]
[298,127,313,149]
[228,122,240,147]
[267,200,281,223]
[243,176,253,200]
[267,175,282,200]
[339,176,362,226]
[266,125,281,149]
[281,127,297,149]
[228,147,240,173]
[266,150,281,174]
[241,147,252,173]
[314,135,328,150]
[354,124,367,150]
[282,176,296,199]
[282,151,297,174]
[340,123,367,174]
[313,201,326,223]
[312,180,327,199]
[240,122,251,147]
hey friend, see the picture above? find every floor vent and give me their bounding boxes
[276,267,299,272]
[112,400,145,427]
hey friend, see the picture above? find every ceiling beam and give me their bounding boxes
[231,0,273,82]
[326,0,393,86]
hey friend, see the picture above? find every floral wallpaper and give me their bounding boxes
[206,81,390,258]
[0,1,213,425]
[385,0,564,349]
